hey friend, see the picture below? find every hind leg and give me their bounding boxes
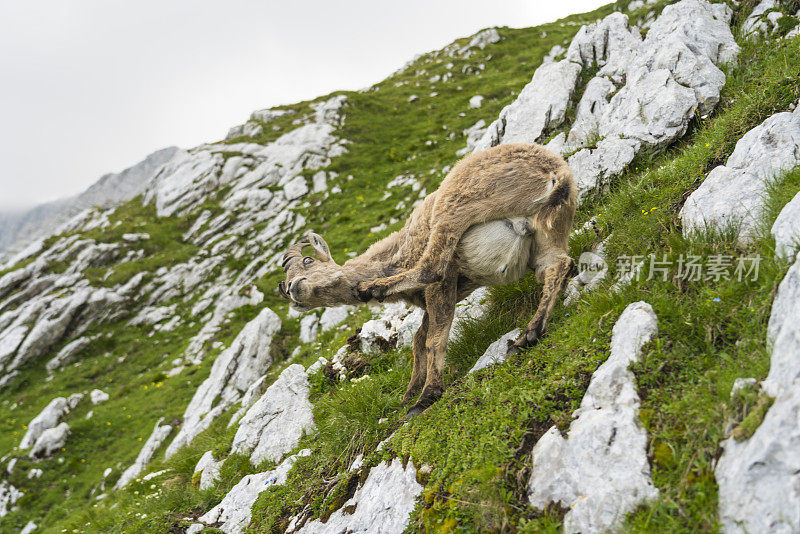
[508,247,575,356]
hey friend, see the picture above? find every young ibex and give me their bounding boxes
[279,143,576,415]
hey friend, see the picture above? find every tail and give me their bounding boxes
[532,166,577,232]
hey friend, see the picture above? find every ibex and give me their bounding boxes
[279,143,576,415]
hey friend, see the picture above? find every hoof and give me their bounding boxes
[369,284,388,302]
[356,282,373,303]
[508,325,544,356]
[401,388,421,406]
[506,341,523,357]
[405,386,442,417]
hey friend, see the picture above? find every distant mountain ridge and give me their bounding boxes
[0,146,181,259]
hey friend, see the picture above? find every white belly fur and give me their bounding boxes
[456,217,534,286]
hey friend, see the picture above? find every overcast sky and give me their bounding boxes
[0,0,608,210]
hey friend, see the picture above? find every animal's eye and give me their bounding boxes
[302,256,315,266]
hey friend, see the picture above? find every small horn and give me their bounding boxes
[282,241,310,271]
[278,280,289,299]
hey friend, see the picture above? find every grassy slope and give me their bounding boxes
[0,1,798,532]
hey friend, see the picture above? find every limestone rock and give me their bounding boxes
[319,305,352,332]
[299,314,320,344]
[294,459,422,534]
[771,190,800,259]
[199,450,310,534]
[0,481,22,517]
[283,175,309,201]
[30,422,70,459]
[166,308,281,458]
[468,329,521,374]
[715,250,800,533]
[45,336,91,373]
[143,150,220,217]
[194,450,223,490]
[90,389,109,405]
[681,110,800,241]
[473,60,582,151]
[741,0,778,36]
[456,119,487,157]
[468,95,484,108]
[481,0,739,199]
[3,286,126,376]
[115,418,173,489]
[231,364,314,465]
[20,395,81,449]
[528,301,659,534]
[467,28,501,50]
[565,12,641,78]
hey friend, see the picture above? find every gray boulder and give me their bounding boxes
[194,450,224,490]
[293,459,423,534]
[166,307,281,458]
[468,329,521,374]
[30,422,70,459]
[681,109,800,241]
[231,364,314,465]
[772,190,800,259]
[20,394,82,449]
[473,60,582,151]
[0,481,22,517]
[528,302,659,534]
[115,418,173,489]
[199,450,310,534]
[715,249,800,533]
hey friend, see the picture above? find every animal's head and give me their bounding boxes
[278,231,353,311]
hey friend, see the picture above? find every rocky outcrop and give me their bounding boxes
[30,422,70,459]
[528,301,659,534]
[473,60,582,151]
[0,147,180,257]
[90,389,109,405]
[0,481,22,517]
[231,364,314,465]
[292,459,423,534]
[194,450,224,490]
[0,285,127,383]
[468,329,521,374]
[479,0,738,200]
[45,336,92,373]
[146,95,347,218]
[200,449,310,534]
[19,394,82,449]
[115,418,173,489]
[681,106,800,242]
[166,307,281,458]
[715,248,800,533]
[772,190,800,259]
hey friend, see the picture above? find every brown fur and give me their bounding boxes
[279,143,576,415]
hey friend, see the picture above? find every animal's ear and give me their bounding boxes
[306,231,333,262]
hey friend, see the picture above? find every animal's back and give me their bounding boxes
[391,142,574,277]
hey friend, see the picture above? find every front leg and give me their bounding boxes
[402,311,429,405]
[407,271,458,416]
[508,255,575,356]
